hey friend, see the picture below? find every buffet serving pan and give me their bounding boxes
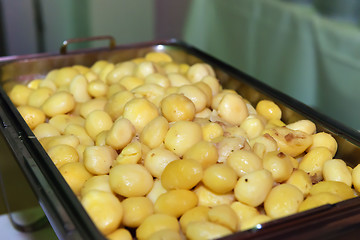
[1,37,360,240]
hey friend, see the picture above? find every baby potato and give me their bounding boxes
[106,228,132,240]
[309,181,356,201]
[33,123,61,139]
[187,63,215,83]
[122,197,154,228]
[262,151,294,183]
[122,97,159,133]
[164,120,202,156]
[286,119,316,135]
[99,62,114,82]
[240,115,265,139]
[230,201,260,228]
[298,192,343,212]
[53,67,79,87]
[201,122,224,142]
[144,147,179,178]
[194,184,235,207]
[59,162,92,196]
[91,60,109,74]
[307,132,338,157]
[135,61,159,79]
[178,84,208,113]
[145,52,173,63]
[17,105,46,129]
[44,134,80,150]
[161,159,203,190]
[69,75,91,103]
[249,133,278,155]
[136,213,179,240]
[47,144,79,168]
[161,93,196,122]
[185,221,232,240]
[109,164,153,197]
[85,110,113,140]
[352,163,360,192]
[48,114,85,134]
[323,159,352,186]
[217,93,249,126]
[27,87,53,108]
[145,73,170,88]
[83,145,117,175]
[202,164,238,194]
[140,116,169,149]
[180,206,210,233]
[107,61,136,84]
[105,118,135,150]
[226,149,263,177]
[81,175,112,197]
[115,141,142,165]
[79,98,107,118]
[299,147,333,182]
[42,91,75,117]
[154,189,198,218]
[264,183,304,219]
[87,79,108,98]
[131,83,165,107]
[118,76,145,91]
[104,90,134,120]
[255,100,282,121]
[81,190,123,235]
[107,83,126,98]
[72,65,90,75]
[208,204,238,232]
[64,124,94,146]
[183,141,218,169]
[286,169,313,196]
[167,73,191,87]
[234,169,274,207]
[27,79,42,89]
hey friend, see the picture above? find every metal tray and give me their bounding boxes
[1,37,360,240]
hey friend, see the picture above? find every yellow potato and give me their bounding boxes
[323,159,352,186]
[307,132,338,157]
[298,192,343,212]
[115,141,142,165]
[185,221,232,240]
[81,190,123,235]
[183,141,218,169]
[286,169,313,196]
[17,105,46,130]
[53,67,79,87]
[69,75,91,103]
[164,120,202,156]
[207,204,238,232]
[262,151,294,182]
[217,93,249,126]
[264,183,303,219]
[202,164,238,194]
[178,84,208,113]
[47,144,79,168]
[81,175,112,197]
[147,229,182,240]
[105,118,135,150]
[59,162,92,196]
[161,159,203,190]
[140,116,169,149]
[309,181,356,201]
[240,214,272,231]
[160,93,196,122]
[256,100,282,121]
[144,147,179,178]
[109,164,153,197]
[104,90,134,120]
[107,61,136,84]
[48,114,85,133]
[27,87,53,108]
[146,179,167,204]
[84,110,113,140]
[230,201,259,229]
[226,149,263,177]
[33,123,61,139]
[122,97,159,133]
[136,213,179,240]
[180,206,210,233]
[83,145,117,175]
[299,147,333,182]
[234,169,274,207]
[79,98,107,118]
[201,122,224,142]
[187,63,215,83]
[106,228,132,240]
[42,91,75,117]
[87,79,108,98]
[154,189,198,218]
[122,197,154,228]
[194,184,235,207]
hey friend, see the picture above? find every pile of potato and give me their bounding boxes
[7,51,360,240]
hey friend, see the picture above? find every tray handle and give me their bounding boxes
[60,35,116,54]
